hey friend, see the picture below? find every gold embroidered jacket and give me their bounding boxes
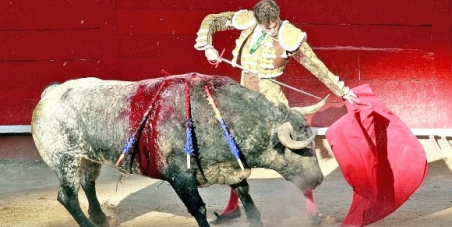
[194,10,350,97]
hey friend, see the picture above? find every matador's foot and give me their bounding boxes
[210,208,241,225]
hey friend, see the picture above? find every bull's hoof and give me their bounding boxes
[210,208,241,225]
[90,214,107,226]
[308,213,325,226]
[248,219,264,227]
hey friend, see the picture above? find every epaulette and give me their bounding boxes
[278,20,307,52]
[231,10,256,30]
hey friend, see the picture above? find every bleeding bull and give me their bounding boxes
[31,73,326,227]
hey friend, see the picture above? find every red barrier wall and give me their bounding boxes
[0,0,451,129]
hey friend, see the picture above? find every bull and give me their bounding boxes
[31,73,325,227]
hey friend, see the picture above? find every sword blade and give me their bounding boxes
[268,79,322,100]
[220,58,257,74]
[219,57,320,99]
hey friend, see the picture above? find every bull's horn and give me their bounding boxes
[277,122,317,149]
[291,94,330,116]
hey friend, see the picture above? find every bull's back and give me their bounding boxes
[31,74,265,178]
[30,74,220,167]
[31,77,146,166]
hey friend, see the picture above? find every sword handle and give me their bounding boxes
[208,48,225,68]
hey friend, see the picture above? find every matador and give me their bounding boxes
[194,0,357,224]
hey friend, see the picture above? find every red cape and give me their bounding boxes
[325,84,428,226]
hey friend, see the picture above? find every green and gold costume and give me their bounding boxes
[195,10,350,106]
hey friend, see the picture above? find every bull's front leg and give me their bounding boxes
[165,167,210,227]
[303,189,321,226]
[232,180,264,227]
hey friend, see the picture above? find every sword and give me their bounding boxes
[209,49,321,100]
[267,79,321,100]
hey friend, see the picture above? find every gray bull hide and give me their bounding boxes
[31,73,324,227]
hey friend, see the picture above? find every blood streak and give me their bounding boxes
[128,80,168,179]
[126,74,231,179]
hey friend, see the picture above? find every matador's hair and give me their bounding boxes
[253,0,280,25]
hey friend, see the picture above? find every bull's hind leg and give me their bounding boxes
[166,168,210,227]
[55,156,96,227]
[232,180,264,227]
[80,159,107,225]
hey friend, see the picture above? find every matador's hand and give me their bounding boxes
[204,45,221,64]
[343,90,359,103]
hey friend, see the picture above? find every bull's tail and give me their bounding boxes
[40,83,60,98]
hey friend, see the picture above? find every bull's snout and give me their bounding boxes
[287,169,324,191]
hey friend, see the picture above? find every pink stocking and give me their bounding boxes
[303,189,318,216]
[220,188,240,215]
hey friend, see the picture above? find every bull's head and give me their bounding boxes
[273,95,329,192]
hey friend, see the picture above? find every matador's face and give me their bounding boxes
[259,18,280,37]
[259,18,281,37]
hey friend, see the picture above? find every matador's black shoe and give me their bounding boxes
[210,208,242,225]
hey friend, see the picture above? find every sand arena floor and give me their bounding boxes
[0,159,451,227]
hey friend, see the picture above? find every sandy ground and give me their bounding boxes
[0,158,451,227]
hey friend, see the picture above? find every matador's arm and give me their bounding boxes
[194,10,256,50]
[194,12,235,50]
[278,21,351,97]
[294,42,350,97]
